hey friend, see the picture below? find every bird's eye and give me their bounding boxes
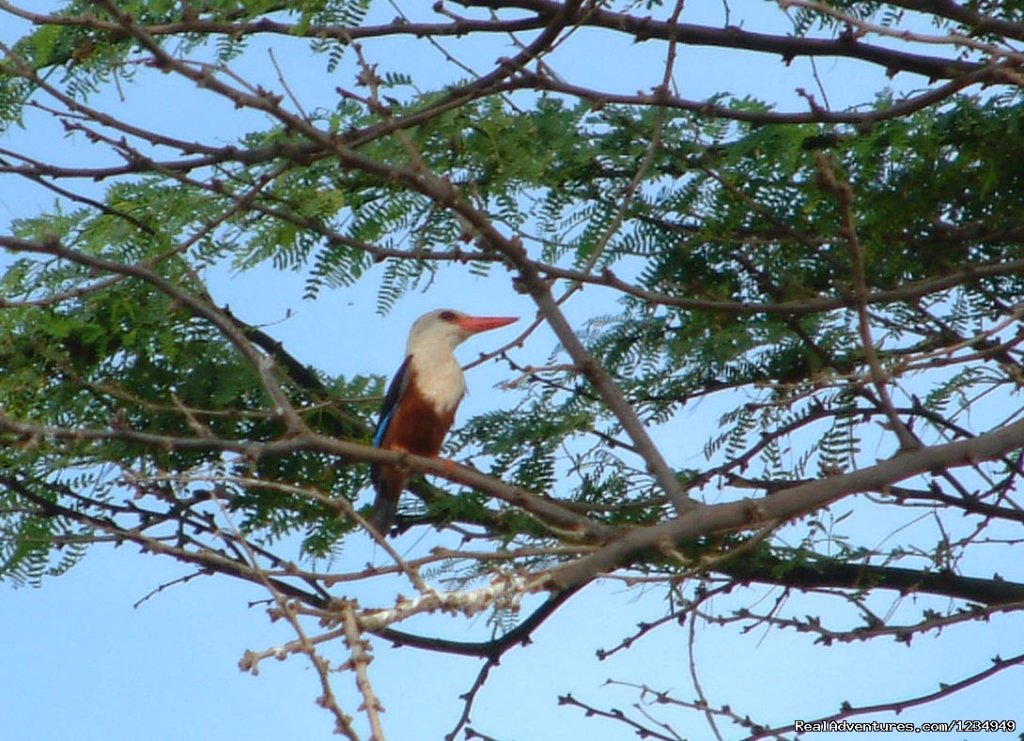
[439,310,457,321]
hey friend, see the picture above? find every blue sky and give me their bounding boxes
[2,2,1022,739]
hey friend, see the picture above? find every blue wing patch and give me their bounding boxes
[373,355,412,448]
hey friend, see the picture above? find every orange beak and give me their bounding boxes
[456,315,518,334]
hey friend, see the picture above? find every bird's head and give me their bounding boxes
[406,309,517,354]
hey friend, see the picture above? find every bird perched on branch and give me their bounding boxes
[369,308,517,534]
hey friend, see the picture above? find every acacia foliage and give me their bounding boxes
[2,1,1024,738]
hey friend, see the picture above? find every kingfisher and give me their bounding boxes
[369,308,518,534]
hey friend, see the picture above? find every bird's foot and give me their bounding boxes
[440,457,458,479]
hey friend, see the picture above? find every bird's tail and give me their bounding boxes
[368,464,406,535]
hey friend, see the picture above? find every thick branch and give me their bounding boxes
[720,554,1024,606]
[461,0,984,78]
[544,415,1024,590]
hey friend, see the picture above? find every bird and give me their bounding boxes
[369,308,517,534]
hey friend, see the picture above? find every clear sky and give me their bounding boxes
[1,2,1021,740]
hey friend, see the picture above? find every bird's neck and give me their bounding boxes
[409,343,467,415]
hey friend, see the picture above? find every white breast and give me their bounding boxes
[410,344,467,415]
